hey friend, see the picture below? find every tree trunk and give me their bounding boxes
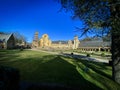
[111,0,120,84]
[112,35,120,84]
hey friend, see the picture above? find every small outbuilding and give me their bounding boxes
[0,33,15,49]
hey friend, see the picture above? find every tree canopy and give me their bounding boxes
[59,0,119,37]
[58,0,120,84]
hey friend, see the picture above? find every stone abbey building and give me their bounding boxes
[32,32,52,48]
[32,32,80,49]
[32,32,110,52]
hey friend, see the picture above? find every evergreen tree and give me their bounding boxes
[59,0,120,84]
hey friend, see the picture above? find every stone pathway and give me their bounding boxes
[30,49,109,63]
[62,53,109,63]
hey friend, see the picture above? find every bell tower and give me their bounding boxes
[34,32,39,42]
[32,31,39,48]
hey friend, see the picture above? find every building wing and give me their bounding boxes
[0,33,13,43]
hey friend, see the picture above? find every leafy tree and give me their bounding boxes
[58,0,120,84]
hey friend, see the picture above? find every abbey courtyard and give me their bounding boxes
[32,32,110,52]
[1,31,118,90]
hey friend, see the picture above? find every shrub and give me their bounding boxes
[71,52,74,55]
[101,52,105,57]
[20,48,23,51]
[86,53,90,57]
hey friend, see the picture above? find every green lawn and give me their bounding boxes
[0,50,120,90]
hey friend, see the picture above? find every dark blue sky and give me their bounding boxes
[0,0,83,42]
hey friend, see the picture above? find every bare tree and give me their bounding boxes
[13,32,27,45]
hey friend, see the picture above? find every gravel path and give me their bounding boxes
[30,48,109,63]
[62,53,109,63]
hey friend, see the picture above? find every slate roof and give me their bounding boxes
[80,41,111,47]
[0,33,13,43]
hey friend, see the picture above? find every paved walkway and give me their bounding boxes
[30,48,109,63]
[62,53,109,63]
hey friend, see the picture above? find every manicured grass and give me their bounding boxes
[0,49,120,90]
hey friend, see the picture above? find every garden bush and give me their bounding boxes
[86,53,91,57]
[101,52,105,57]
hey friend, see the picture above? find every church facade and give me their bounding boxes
[32,32,110,52]
[32,32,80,49]
[32,32,52,48]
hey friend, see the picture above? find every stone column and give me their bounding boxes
[68,40,72,49]
[73,36,80,49]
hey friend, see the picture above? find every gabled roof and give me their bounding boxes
[80,41,111,47]
[0,33,13,43]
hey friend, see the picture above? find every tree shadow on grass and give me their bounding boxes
[61,53,112,79]
[72,58,120,90]
[0,50,23,64]
[76,58,112,79]
[0,50,23,89]
[19,55,102,90]
[0,50,102,90]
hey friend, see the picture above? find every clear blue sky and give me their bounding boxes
[0,0,84,42]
